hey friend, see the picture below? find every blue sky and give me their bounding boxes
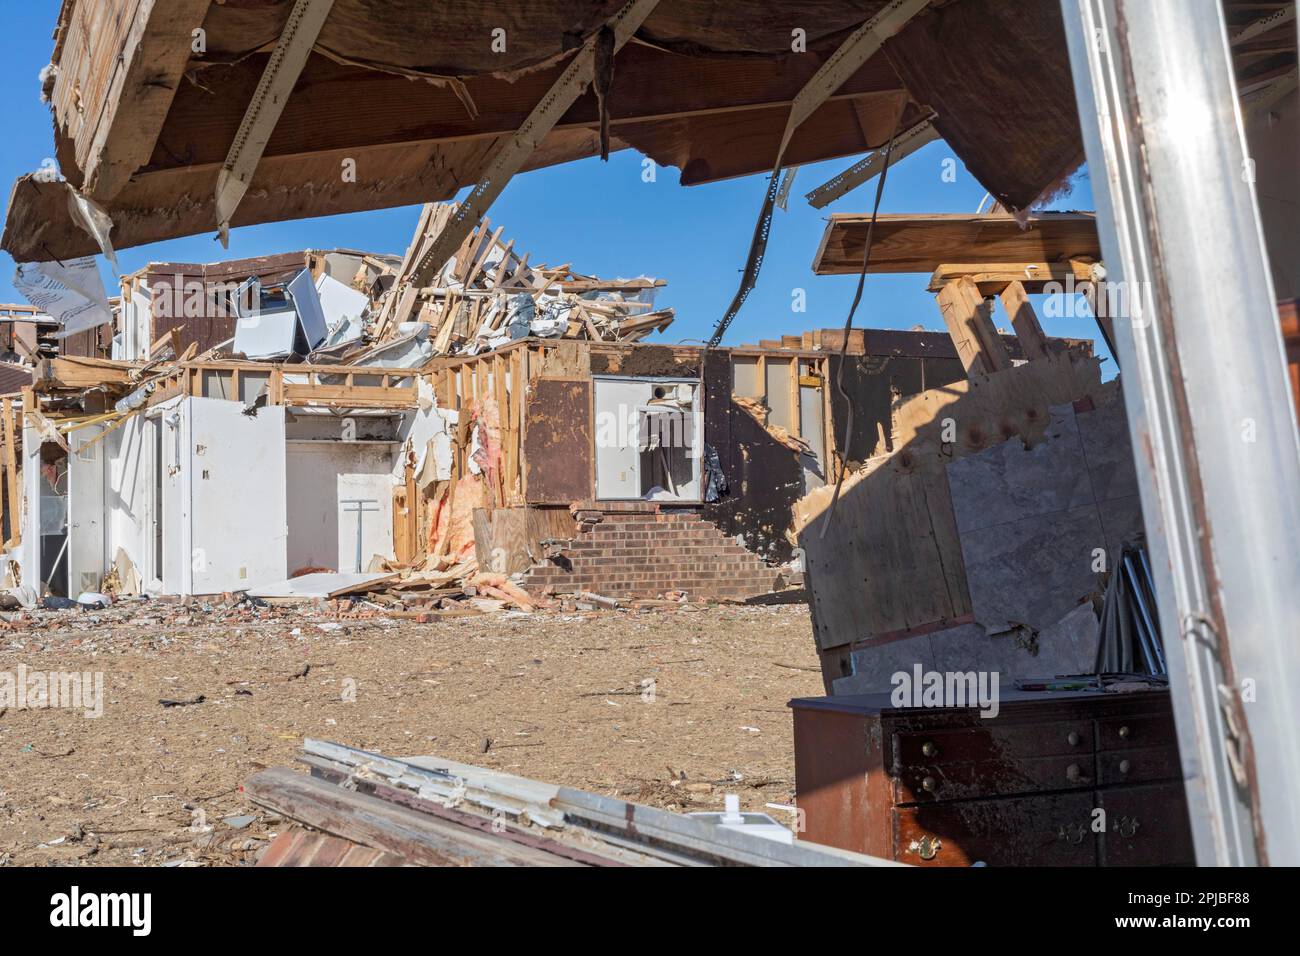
[0,3,1107,366]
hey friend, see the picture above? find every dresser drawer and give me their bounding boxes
[1097,746,1183,785]
[892,720,1093,769]
[895,753,1096,803]
[1098,783,1195,865]
[1095,713,1176,750]
[894,792,1097,866]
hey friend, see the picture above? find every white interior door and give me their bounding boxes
[67,427,105,595]
[594,379,645,499]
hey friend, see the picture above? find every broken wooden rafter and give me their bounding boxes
[374,202,672,356]
[998,280,1051,363]
[406,0,661,289]
[78,0,213,200]
[31,356,136,392]
[935,275,1012,377]
[214,0,337,245]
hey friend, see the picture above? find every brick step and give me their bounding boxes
[520,507,781,600]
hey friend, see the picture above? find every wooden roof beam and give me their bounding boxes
[64,0,213,200]
[999,280,1050,363]
[813,213,1102,276]
[926,260,1096,294]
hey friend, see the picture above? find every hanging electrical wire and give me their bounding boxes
[818,114,904,540]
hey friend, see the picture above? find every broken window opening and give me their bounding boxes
[594,376,702,502]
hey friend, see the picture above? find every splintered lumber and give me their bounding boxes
[370,201,672,357]
[2,398,19,548]
[32,356,136,391]
[935,276,1013,377]
[999,280,1051,362]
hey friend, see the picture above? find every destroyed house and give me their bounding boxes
[0,318,1083,604]
[0,201,1088,606]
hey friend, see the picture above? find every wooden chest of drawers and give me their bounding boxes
[790,689,1194,866]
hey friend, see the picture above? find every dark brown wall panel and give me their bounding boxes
[524,378,592,504]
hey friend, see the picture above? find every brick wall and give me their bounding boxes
[520,502,783,601]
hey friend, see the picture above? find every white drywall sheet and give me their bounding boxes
[186,397,288,594]
[286,441,394,574]
[67,426,105,595]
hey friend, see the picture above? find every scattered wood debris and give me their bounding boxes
[370,202,674,356]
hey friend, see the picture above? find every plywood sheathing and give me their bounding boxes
[831,392,1145,696]
[472,506,534,576]
[793,352,1113,667]
[882,0,1085,211]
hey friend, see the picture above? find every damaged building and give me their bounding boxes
[0,0,1294,875]
[1,202,1091,610]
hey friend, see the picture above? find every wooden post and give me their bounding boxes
[788,358,801,438]
[1084,278,1118,360]
[999,280,1051,362]
[935,275,1013,377]
[2,398,20,549]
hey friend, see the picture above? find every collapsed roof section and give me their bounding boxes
[99,202,670,370]
[2,2,1290,263]
[4,0,1095,262]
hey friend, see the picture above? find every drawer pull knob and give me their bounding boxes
[1067,731,1080,746]
[1057,823,1087,846]
[909,835,942,860]
[1066,763,1085,782]
[921,742,938,758]
[921,776,938,793]
[1118,759,1131,775]
[1118,725,1131,739]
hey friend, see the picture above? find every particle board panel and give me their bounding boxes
[799,460,971,650]
[890,353,1109,464]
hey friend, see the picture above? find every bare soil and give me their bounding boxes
[0,598,823,866]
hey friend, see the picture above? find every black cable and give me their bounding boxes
[818,116,903,540]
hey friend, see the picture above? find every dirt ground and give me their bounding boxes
[0,597,824,866]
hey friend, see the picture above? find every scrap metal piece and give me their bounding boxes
[1064,0,1300,865]
[708,0,932,347]
[805,115,939,209]
[214,0,337,245]
[406,0,661,289]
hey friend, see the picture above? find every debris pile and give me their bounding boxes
[369,202,674,355]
